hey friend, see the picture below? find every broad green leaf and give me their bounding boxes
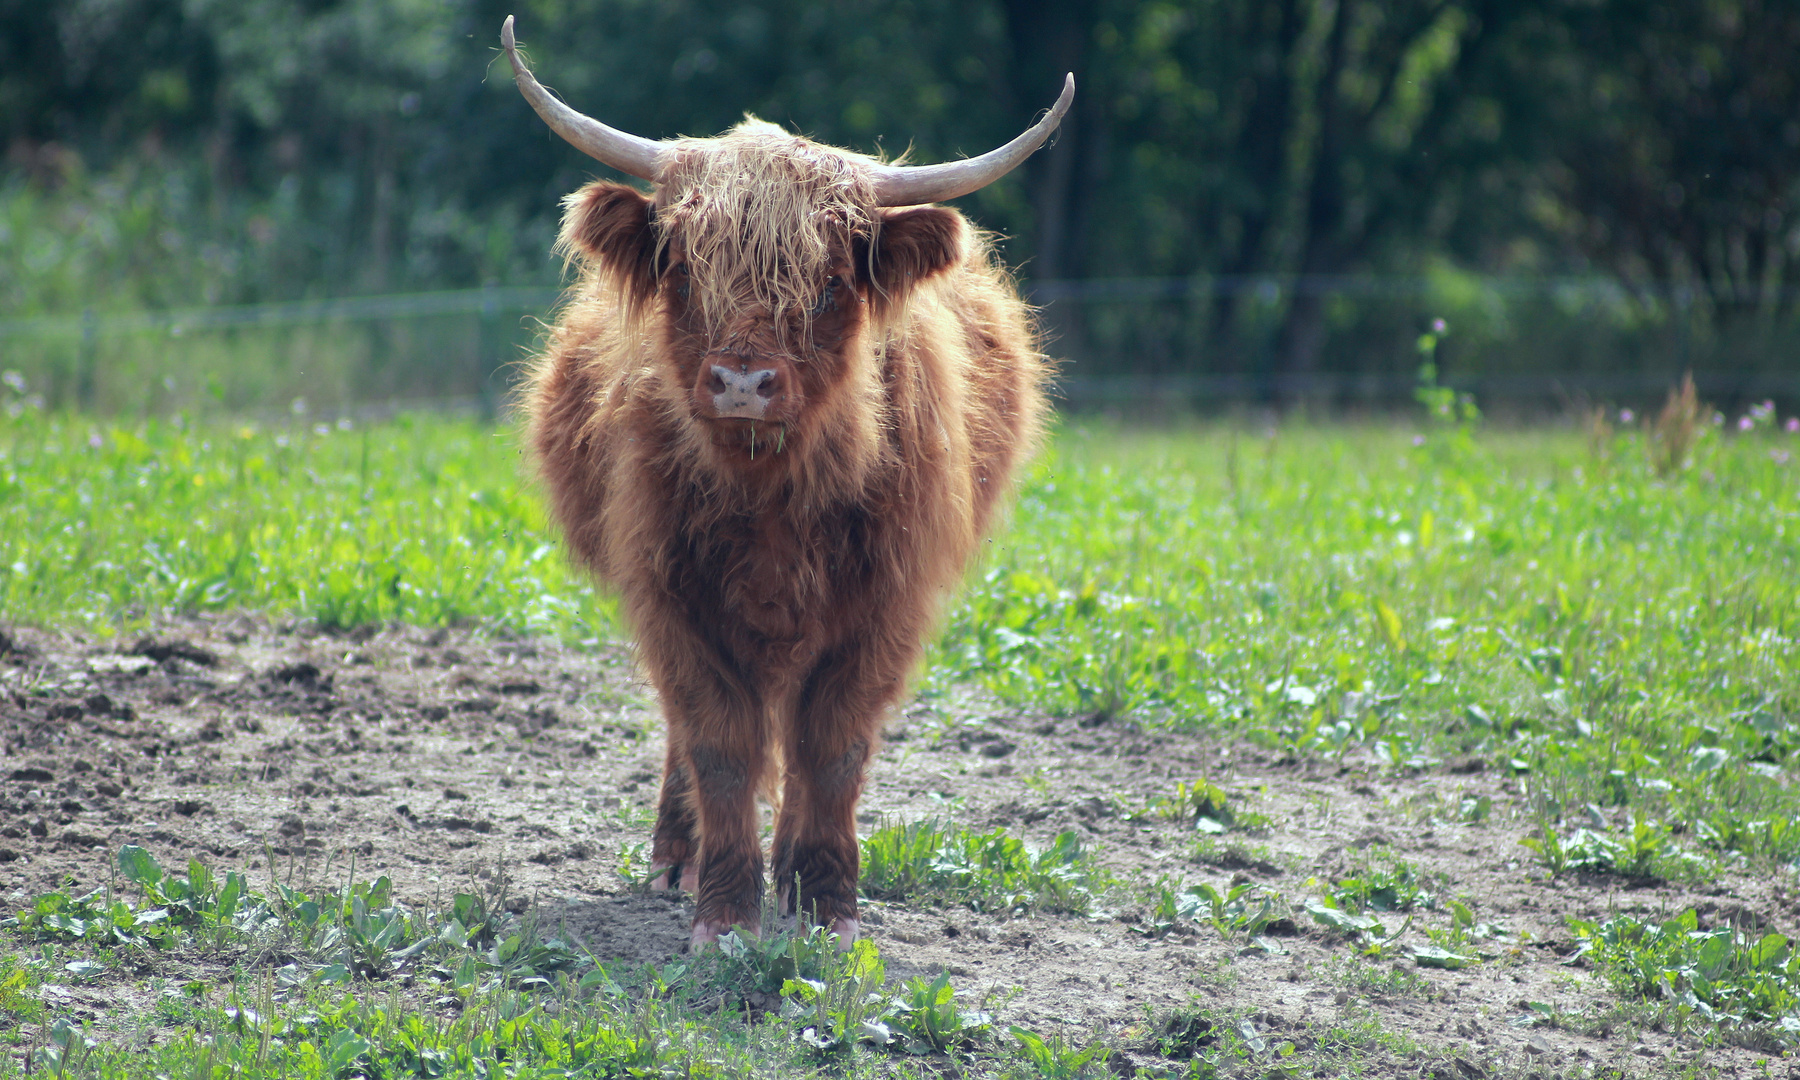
[1413,946,1477,969]
[1374,600,1407,652]
[1305,900,1381,933]
[1750,933,1790,969]
[118,845,162,886]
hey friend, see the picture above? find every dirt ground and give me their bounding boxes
[1,617,1791,1077]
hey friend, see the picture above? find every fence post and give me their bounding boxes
[77,307,98,410]
[478,282,500,419]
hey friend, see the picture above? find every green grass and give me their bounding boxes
[0,402,616,637]
[12,394,1800,1067]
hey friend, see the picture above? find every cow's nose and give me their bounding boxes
[703,362,785,419]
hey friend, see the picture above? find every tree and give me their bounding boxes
[1540,0,1800,324]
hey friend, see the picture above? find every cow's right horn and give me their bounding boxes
[502,16,666,182]
[870,74,1075,206]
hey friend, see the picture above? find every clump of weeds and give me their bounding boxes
[1650,372,1708,476]
[1572,908,1800,1048]
[860,818,1119,915]
[1136,778,1270,833]
[1324,845,1445,913]
[1136,877,1287,945]
[1520,814,1680,881]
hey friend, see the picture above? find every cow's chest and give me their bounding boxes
[682,505,869,646]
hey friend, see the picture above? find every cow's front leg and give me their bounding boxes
[773,642,891,949]
[636,616,770,949]
[684,732,767,946]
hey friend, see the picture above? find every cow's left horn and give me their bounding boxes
[502,16,666,181]
[870,74,1075,206]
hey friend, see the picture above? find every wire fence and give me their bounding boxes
[2,275,1796,415]
[0,286,563,340]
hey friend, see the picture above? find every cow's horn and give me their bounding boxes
[871,74,1075,206]
[502,16,665,181]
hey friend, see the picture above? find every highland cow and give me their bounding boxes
[504,17,1062,949]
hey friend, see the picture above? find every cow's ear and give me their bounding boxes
[868,206,966,297]
[559,181,656,287]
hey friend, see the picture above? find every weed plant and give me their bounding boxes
[1520,815,1690,880]
[1007,1025,1112,1078]
[1421,898,1511,961]
[1324,846,1444,913]
[1137,878,1286,942]
[1132,778,1272,833]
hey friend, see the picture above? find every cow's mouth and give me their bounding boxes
[709,417,792,460]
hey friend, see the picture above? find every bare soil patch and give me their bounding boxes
[1,617,1786,1076]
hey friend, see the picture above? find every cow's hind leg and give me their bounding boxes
[773,644,885,950]
[648,748,699,892]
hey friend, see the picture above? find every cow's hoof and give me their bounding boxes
[648,862,699,892]
[690,918,760,950]
[830,917,860,951]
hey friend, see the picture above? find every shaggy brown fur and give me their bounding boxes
[525,119,1049,948]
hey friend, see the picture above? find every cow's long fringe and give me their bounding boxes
[657,119,878,342]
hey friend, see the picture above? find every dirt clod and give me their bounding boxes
[269,661,322,684]
[131,637,219,667]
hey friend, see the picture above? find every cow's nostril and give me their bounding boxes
[706,372,727,394]
[756,372,779,398]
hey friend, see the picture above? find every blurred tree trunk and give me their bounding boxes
[1208,0,1309,388]
[1546,1,1800,331]
[1001,0,1106,369]
[369,113,396,293]
[1001,0,1102,283]
[1261,0,1526,400]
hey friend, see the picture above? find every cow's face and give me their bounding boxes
[562,181,964,467]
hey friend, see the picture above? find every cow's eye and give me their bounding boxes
[810,276,839,316]
[670,263,690,299]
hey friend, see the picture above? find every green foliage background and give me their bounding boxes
[4,0,1800,405]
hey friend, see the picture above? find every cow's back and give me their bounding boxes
[878,241,1048,557]
[524,286,645,582]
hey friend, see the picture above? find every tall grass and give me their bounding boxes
[936,415,1800,741]
[0,398,616,638]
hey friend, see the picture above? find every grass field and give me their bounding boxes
[6,385,1798,847]
[4,376,1800,1077]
